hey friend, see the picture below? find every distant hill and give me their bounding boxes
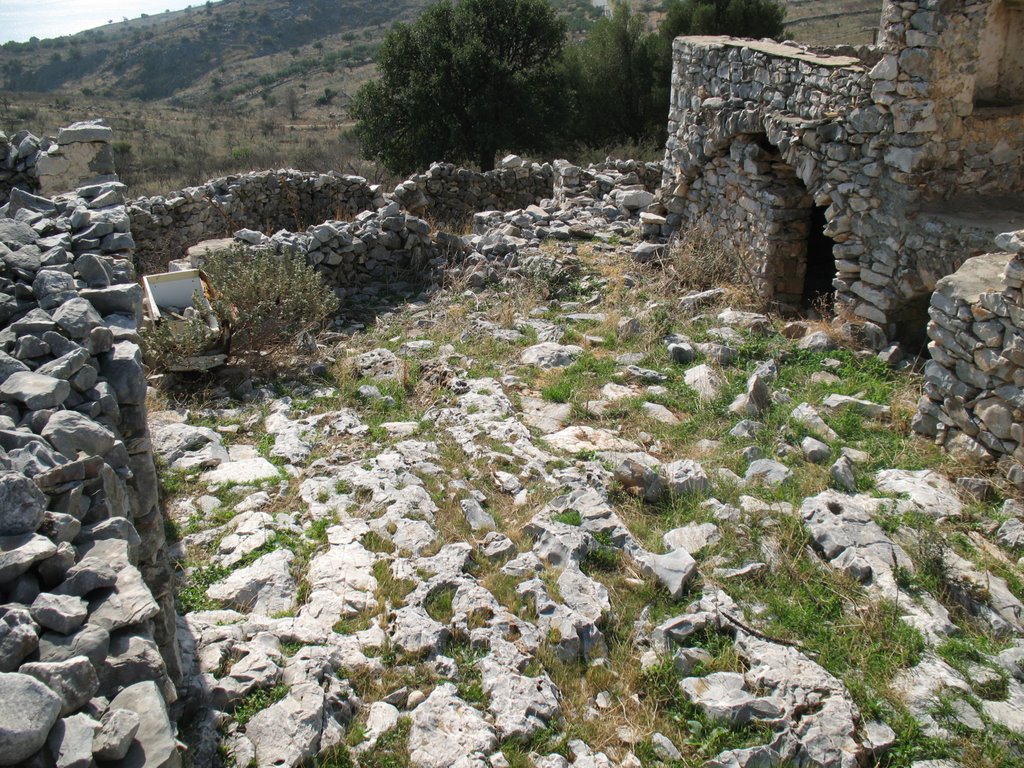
[0,0,433,107]
[0,0,606,111]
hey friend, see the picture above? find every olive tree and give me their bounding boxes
[350,0,567,174]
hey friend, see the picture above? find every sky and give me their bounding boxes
[0,1,220,43]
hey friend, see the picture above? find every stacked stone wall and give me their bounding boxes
[221,202,444,303]
[0,181,180,763]
[129,170,385,275]
[915,232,1024,487]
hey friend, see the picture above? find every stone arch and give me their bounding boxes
[673,128,838,313]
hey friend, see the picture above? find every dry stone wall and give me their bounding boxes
[914,229,1024,486]
[222,202,443,302]
[392,159,554,227]
[129,170,385,275]
[660,0,1024,340]
[131,161,559,276]
[0,180,180,764]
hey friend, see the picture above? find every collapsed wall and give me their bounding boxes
[0,181,179,762]
[0,120,117,206]
[660,0,1024,341]
[914,229,1024,486]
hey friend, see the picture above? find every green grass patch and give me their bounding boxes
[424,585,456,624]
[552,509,583,526]
[235,683,289,726]
[177,562,230,613]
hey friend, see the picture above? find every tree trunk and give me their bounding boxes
[479,148,495,172]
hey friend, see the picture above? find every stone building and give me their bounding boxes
[659,0,1024,346]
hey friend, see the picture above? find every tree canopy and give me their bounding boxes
[561,0,785,148]
[349,0,566,174]
[661,0,786,41]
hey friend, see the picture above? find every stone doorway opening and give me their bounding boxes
[748,140,835,316]
[800,204,837,315]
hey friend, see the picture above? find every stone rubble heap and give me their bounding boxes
[915,229,1024,487]
[552,159,662,207]
[0,182,178,765]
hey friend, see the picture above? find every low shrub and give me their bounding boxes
[142,244,340,372]
[202,244,339,355]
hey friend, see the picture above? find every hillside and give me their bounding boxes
[0,0,603,109]
[0,0,878,107]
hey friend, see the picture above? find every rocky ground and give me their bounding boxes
[154,225,1024,768]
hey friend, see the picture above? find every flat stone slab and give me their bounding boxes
[202,458,280,486]
[678,35,863,68]
[933,252,1012,305]
[544,426,642,454]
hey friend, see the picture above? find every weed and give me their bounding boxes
[373,559,416,608]
[552,509,583,526]
[177,562,230,613]
[582,531,621,574]
[235,684,289,726]
[424,585,456,624]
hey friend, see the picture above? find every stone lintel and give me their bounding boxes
[674,35,865,69]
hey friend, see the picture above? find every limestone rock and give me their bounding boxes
[20,656,99,715]
[744,459,792,487]
[0,371,69,410]
[47,713,98,768]
[202,458,281,486]
[662,459,711,495]
[0,471,47,536]
[544,426,641,455]
[107,681,181,768]
[875,469,963,518]
[520,342,583,369]
[408,683,498,768]
[42,410,116,459]
[680,671,785,725]
[0,672,62,765]
[246,682,326,768]
[206,549,297,616]
[93,708,141,761]
[663,522,719,554]
[684,364,724,401]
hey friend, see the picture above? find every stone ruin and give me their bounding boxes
[0,0,1023,760]
[1,120,117,206]
[658,0,1024,347]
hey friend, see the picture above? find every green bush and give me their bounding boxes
[202,245,339,356]
[140,295,222,372]
[142,245,339,372]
